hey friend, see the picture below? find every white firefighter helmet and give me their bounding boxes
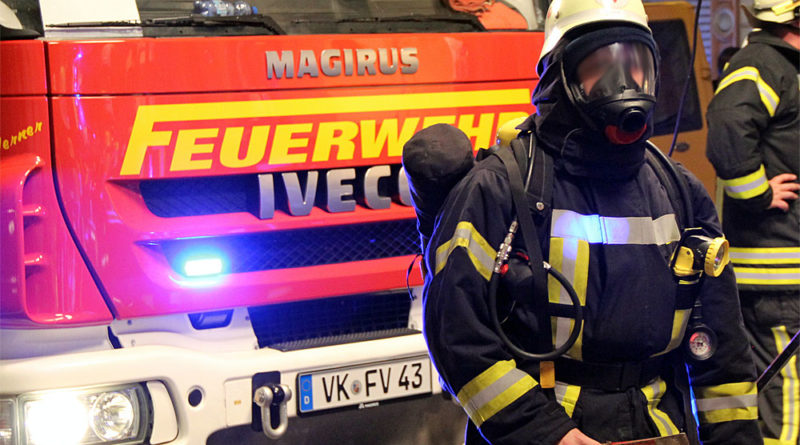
[537,0,651,74]
[741,0,799,25]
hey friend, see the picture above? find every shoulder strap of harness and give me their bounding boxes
[644,141,693,230]
[514,133,554,232]
[495,134,554,356]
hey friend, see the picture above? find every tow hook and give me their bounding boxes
[254,383,293,439]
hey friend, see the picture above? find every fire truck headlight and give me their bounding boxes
[89,391,137,441]
[0,399,15,445]
[24,393,88,445]
[19,384,149,445]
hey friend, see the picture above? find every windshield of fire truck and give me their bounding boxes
[137,0,541,34]
[135,0,543,35]
[1,0,544,39]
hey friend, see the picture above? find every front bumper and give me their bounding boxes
[0,333,438,444]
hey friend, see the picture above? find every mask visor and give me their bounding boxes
[572,41,656,102]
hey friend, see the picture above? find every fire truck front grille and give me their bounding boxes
[140,175,258,217]
[160,219,420,273]
[248,291,416,351]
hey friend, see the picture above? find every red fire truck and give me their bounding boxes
[0,1,714,444]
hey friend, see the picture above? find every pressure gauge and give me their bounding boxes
[686,325,717,361]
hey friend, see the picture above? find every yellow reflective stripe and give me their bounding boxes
[721,165,768,188]
[720,166,770,200]
[641,379,680,435]
[772,326,800,444]
[698,405,759,423]
[730,247,800,265]
[696,381,758,398]
[653,308,692,356]
[764,438,796,445]
[733,267,800,285]
[732,247,800,252]
[554,382,581,418]
[695,381,759,424]
[716,66,780,116]
[456,360,537,427]
[434,221,496,281]
[548,237,589,361]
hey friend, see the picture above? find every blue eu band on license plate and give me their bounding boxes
[297,356,432,413]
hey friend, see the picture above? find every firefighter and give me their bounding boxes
[705,1,800,443]
[421,0,764,443]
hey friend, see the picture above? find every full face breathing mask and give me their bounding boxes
[561,29,658,145]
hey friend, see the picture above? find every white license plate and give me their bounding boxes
[297,356,432,413]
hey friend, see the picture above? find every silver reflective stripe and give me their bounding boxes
[725,176,768,195]
[733,268,800,284]
[434,221,496,280]
[643,380,680,436]
[756,82,779,116]
[554,383,569,404]
[720,166,770,200]
[773,326,800,443]
[551,210,680,245]
[730,248,800,264]
[554,382,581,418]
[548,237,589,360]
[716,66,780,116]
[555,238,580,348]
[696,394,758,411]
[462,367,530,419]
[694,382,758,423]
[732,251,800,261]
[456,361,537,427]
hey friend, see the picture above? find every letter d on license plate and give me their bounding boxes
[297,356,432,413]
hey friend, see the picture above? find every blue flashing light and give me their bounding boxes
[183,257,224,277]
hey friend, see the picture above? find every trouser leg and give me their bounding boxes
[740,290,800,445]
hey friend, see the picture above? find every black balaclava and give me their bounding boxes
[529,23,659,180]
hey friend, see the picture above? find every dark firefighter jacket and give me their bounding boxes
[706,30,800,293]
[422,134,763,444]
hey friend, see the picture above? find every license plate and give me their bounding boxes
[297,356,432,413]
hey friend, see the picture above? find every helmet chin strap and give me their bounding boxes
[604,123,648,145]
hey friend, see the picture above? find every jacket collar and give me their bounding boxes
[747,30,800,67]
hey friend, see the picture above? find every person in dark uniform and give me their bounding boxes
[706,1,800,443]
[418,0,765,443]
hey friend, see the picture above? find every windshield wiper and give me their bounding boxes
[50,15,285,35]
[146,15,284,34]
[298,14,474,23]
[292,14,484,31]
[48,20,141,27]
